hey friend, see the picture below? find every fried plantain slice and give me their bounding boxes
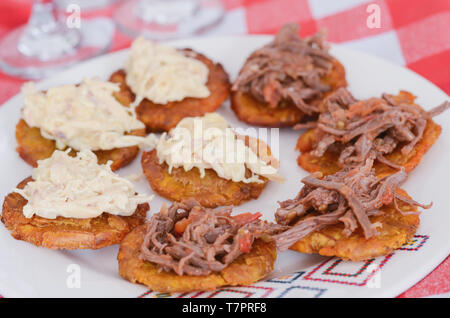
[109,49,230,133]
[297,120,441,178]
[289,189,419,261]
[230,58,347,127]
[1,177,149,250]
[296,92,443,178]
[118,224,276,293]
[16,119,145,171]
[141,149,268,208]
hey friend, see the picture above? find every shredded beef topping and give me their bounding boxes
[294,88,450,169]
[140,199,287,276]
[273,159,431,251]
[231,23,334,114]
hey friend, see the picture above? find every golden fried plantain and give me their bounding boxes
[141,150,268,208]
[230,59,347,127]
[296,120,441,178]
[289,189,419,261]
[118,224,276,292]
[1,177,149,250]
[296,92,442,178]
[16,119,145,171]
[109,49,230,133]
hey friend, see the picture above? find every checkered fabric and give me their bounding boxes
[0,0,448,298]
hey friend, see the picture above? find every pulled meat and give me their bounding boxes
[274,159,431,251]
[232,23,334,114]
[295,88,450,169]
[140,199,287,276]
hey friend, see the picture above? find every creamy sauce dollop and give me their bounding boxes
[152,113,284,184]
[22,78,148,151]
[125,37,210,105]
[15,150,153,219]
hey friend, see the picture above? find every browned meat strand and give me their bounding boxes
[231,23,334,114]
[273,159,431,251]
[140,199,287,276]
[294,88,450,169]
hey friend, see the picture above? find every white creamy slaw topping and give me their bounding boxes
[125,36,210,106]
[152,113,284,184]
[15,149,153,219]
[22,78,147,151]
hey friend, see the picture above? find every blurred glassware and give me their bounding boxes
[54,0,118,11]
[114,0,224,40]
[0,0,114,79]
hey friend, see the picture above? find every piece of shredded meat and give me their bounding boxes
[140,199,287,276]
[273,159,431,251]
[294,88,450,169]
[231,23,334,114]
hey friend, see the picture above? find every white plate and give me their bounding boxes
[0,35,449,298]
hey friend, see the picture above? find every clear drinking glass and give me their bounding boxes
[0,0,114,79]
[114,0,225,40]
[55,0,118,11]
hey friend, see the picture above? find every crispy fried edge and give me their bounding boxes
[288,189,420,261]
[118,224,276,293]
[141,149,268,208]
[1,177,149,250]
[296,92,443,178]
[230,58,347,127]
[15,119,146,171]
[109,49,231,133]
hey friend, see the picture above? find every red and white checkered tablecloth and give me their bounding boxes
[0,0,448,298]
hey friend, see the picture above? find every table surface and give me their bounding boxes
[0,0,448,298]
